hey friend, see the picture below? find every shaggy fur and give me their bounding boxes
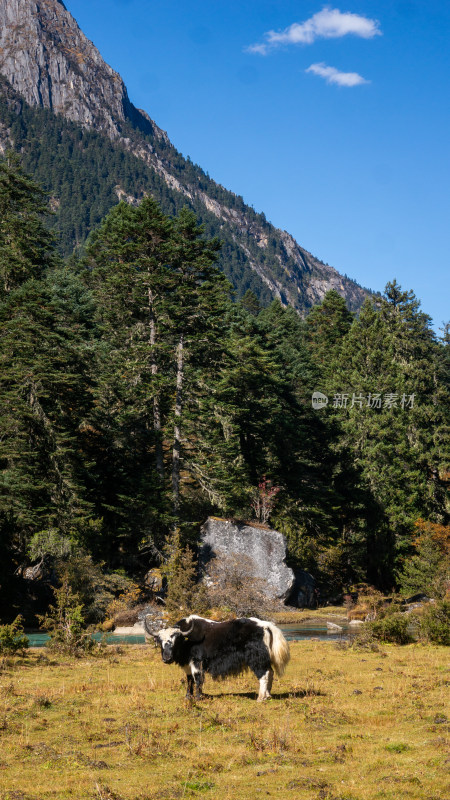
[146,614,290,701]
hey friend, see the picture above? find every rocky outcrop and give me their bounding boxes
[200,517,295,601]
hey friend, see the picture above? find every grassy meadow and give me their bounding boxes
[0,641,448,800]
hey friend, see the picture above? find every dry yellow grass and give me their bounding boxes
[0,640,448,800]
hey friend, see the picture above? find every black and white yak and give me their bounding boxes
[145,614,290,701]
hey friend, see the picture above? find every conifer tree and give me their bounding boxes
[305,289,354,377]
[0,271,96,556]
[168,208,225,516]
[325,283,447,585]
[161,529,206,623]
[86,197,175,484]
[0,157,98,588]
[240,289,262,316]
[0,152,56,297]
[83,198,177,556]
[84,200,229,545]
[435,322,450,481]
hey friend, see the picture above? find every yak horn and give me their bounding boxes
[143,614,161,638]
[180,620,195,636]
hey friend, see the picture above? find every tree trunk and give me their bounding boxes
[172,333,184,516]
[149,288,164,482]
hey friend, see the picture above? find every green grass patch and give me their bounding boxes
[384,742,411,753]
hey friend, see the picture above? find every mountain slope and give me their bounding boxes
[0,0,368,312]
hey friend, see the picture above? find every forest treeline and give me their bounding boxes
[0,155,448,619]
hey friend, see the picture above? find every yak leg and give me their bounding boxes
[182,665,194,698]
[191,660,204,699]
[257,668,274,702]
[186,673,194,698]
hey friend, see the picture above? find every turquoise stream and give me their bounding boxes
[25,621,353,648]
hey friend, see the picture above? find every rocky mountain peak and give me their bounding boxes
[0,0,164,139]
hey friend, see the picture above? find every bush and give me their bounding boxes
[204,549,280,618]
[349,627,380,652]
[399,520,450,600]
[38,575,97,656]
[366,610,413,645]
[0,616,29,655]
[55,553,136,625]
[346,585,385,621]
[316,545,357,601]
[416,600,450,646]
[104,583,143,629]
[161,530,208,624]
[28,537,139,626]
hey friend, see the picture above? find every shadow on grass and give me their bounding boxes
[188,687,326,700]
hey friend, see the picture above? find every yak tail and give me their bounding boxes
[251,618,290,677]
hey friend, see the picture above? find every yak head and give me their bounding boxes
[152,627,184,663]
[151,618,197,663]
[147,616,202,664]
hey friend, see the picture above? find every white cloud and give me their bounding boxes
[306,62,369,86]
[246,43,269,56]
[247,7,381,54]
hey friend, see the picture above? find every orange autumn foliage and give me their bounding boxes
[413,518,450,554]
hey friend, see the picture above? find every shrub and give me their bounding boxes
[316,545,358,601]
[416,600,450,646]
[366,610,413,645]
[104,582,143,628]
[55,553,136,625]
[161,530,208,624]
[350,627,380,651]
[38,575,97,656]
[204,549,280,618]
[251,476,280,524]
[0,616,29,655]
[399,519,450,600]
[346,585,385,621]
[28,536,138,625]
[28,528,72,560]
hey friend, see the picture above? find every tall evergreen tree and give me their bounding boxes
[84,200,229,549]
[305,289,354,378]
[168,208,225,516]
[324,284,447,585]
[83,198,176,557]
[0,152,56,297]
[0,270,97,574]
[0,159,97,590]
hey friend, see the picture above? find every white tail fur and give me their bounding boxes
[250,618,290,677]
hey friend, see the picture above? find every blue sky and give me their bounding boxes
[66,1,449,332]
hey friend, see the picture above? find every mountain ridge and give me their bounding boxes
[0,0,368,312]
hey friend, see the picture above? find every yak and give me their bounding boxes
[145,614,290,701]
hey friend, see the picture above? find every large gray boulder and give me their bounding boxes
[200,517,295,601]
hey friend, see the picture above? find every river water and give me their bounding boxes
[25,620,355,647]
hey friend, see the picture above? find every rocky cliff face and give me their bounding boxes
[0,0,166,141]
[0,0,368,313]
